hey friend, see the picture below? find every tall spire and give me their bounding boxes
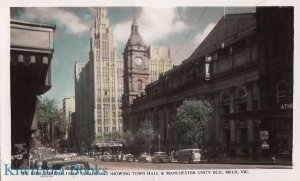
[97,7,101,19]
[133,7,136,21]
[96,7,106,19]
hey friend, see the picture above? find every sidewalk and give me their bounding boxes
[205,156,292,165]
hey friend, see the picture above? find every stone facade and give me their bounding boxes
[122,20,173,132]
[129,13,260,153]
[128,9,293,158]
[74,8,123,148]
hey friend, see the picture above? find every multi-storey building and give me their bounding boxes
[74,8,123,148]
[63,97,75,124]
[122,19,173,131]
[129,13,258,154]
[148,46,173,82]
[10,19,55,166]
[127,8,293,159]
[62,97,75,139]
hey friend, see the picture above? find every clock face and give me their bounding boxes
[134,57,143,66]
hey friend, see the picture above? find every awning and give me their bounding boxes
[95,143,122,147]
[220,108,293,120]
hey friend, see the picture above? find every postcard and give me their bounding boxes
[1,0,299,181]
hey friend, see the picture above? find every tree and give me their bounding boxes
[135,120,156,155]
[37,97,65,144]
[119,130,135,153]
[172,99,213,148]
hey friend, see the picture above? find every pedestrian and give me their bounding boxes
[171,150,174,161]
[174,151,178,160]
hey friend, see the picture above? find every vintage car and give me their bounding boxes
[152,152,171,163]
[123,154,135,162]
[138,153,152,163]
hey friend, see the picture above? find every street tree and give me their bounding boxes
[119,130,135,153]
[173,99,213,148]
[37,97,65,144]
[135,120,156,155]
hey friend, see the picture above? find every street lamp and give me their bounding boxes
[158,134,161,152]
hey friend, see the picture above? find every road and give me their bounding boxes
[82,158,291,170]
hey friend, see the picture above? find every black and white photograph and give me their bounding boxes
[1,1,299,181]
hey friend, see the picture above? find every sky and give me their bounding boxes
[11,7,255,107]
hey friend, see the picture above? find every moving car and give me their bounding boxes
[152,152,171,163]
[138,153,152,163]
[177,148,202,163]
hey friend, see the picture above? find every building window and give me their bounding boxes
[104,127,109,133]
[238,102,247,112]
[236,87,247,112]
[220,92,230,114]
[253,100,258,110]
[276,80,288,103]
[137,80,142,90]
[97,127,102,133]
[239,128,248,145]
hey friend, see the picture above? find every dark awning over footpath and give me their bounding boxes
[221,108,293,120]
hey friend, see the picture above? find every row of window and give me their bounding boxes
[97,119,122,125]
[97,126,123,133]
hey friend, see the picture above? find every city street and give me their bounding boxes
[81,157,292,170]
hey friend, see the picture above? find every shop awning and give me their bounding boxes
[220,108,293,120]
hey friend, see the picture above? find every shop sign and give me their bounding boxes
[280,103,293,110]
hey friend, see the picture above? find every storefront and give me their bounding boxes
[221,107,292,159]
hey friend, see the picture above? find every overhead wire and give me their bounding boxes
[171,7,208,61]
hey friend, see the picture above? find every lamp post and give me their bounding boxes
[158,134,161,152]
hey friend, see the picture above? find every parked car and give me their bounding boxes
[51,160,90,170]
[177,148,203,163]
[111,154,119,162]
[123,154,135,162]
[152,152,171,163]
[102,153,112,162]
[138,153,152,163]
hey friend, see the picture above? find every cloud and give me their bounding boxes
[22,8,90,35]
[169,23,216,64]
[192,23,216,47]
[113,21,132,46]
[113,7,187,46]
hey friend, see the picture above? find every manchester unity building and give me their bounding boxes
[124,7,293,158]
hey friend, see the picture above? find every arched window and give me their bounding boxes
[137,80,142,90]
[235,87,247,112]
[220,91,230,114]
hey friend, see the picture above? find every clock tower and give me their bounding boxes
[123,19,149,131]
